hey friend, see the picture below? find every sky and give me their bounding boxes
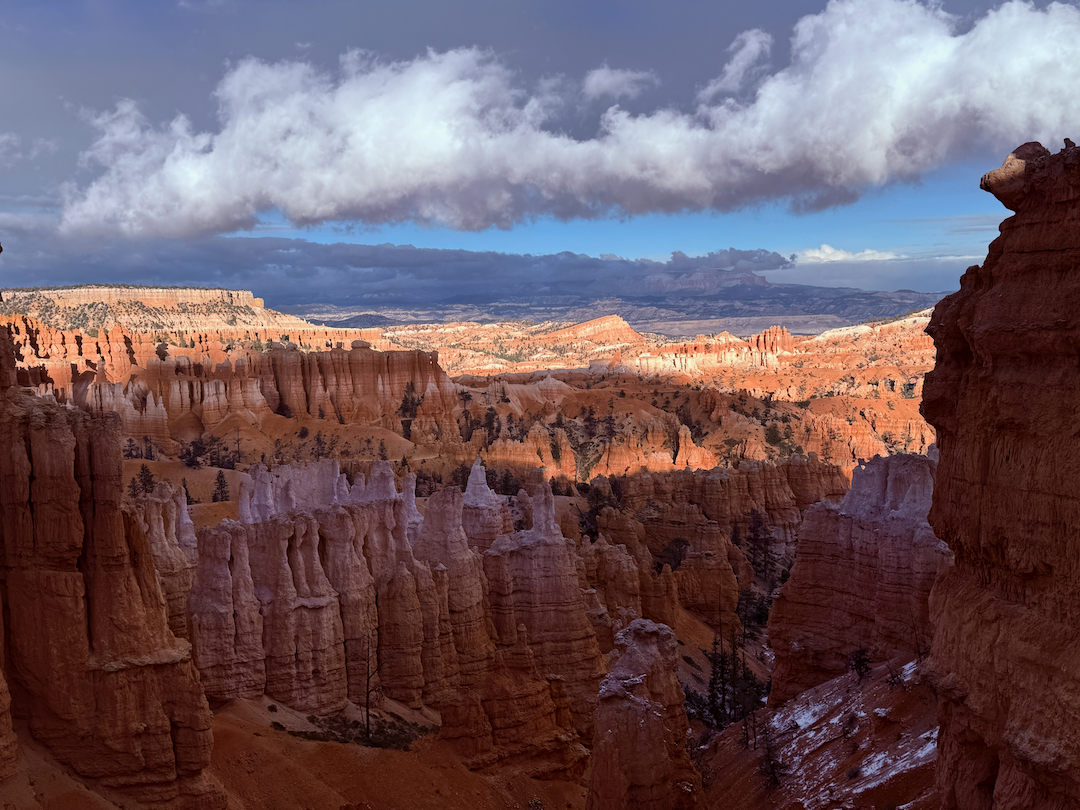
[1,0,1077,308]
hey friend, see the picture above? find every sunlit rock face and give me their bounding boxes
[768,453,950,704]
[924,141,1080,809]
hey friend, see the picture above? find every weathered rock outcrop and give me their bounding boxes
[768,453,950,703]
[923,141,1080,809]
[1,312,461,452]
[485,485,607,737]
[0,325,225,808]
[130,481,200,638]
[461,457,514,550]
[587,619,703,810]
[190,460,592,774]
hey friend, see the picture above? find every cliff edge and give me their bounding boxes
[924,140,1080,809]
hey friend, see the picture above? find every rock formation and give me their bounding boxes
[587,619,703,810]
[484,485,607,737]
[0,325,225,808]
[190,460,594,775]
[768,453,950,703]
[923,141,1080,809]
[0,311,460,452]
[461,457,514,549]
[129,480,200,638]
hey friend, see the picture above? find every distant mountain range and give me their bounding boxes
[288,280,945,337]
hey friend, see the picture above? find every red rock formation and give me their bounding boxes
[484,485,607,737]
[611,456,848,548]
[484,422,578,481]
[461,458,514,550]
[190,461,590,774]
[0,327,225,808]
[189,521,267,703]
[749,325,795,356]
[768,453,950,703]
[584,457,846,637]
[923,141,1080,809]
[587,619,704,810]
[0,312,460,451]
[129,480,199,639]
[541,315,645,347]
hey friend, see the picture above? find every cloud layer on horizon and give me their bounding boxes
[57,0,1080,239]
[0,238,799,307]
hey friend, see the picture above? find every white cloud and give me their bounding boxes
[582,65,659,101]
[797,244,901,263]
[698,29,773,101]
[60,0,1080,238]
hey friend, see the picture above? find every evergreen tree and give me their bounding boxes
[747,509,772,583]
[136,463,156,495]
[211,470,230,503]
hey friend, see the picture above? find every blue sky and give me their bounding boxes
[249,158,1003,291]
[0,0,1074,305]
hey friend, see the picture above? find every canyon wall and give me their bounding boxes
[1,312,460,453]
[190,461,596,777]
[925,141,1080,809]
[768,453,950,703]
[0,325,225,809]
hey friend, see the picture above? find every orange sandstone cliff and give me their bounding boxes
[924,141,1080,809]
[768,453,950,703]
[0,324,225,809]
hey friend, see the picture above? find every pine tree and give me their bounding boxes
[211,470,229,503]
[706,635,728,727]
[747,509,772,583]
[136,463,156,495]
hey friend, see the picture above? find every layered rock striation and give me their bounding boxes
[587,619,703,810]
[1,312,459,452]
[923,141,1080,809]
[0,325,225,808]
[768,453,950,703]
[190,461,592,776]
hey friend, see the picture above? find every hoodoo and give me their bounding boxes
[924,141,1080,808]
[0,325,226,808]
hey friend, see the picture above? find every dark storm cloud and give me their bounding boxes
[0,233,790,308]
[49,0,1080,239]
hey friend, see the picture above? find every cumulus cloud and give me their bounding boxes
[697,29,773,101]
[797,244,901,263]
[60,0,1080,238]
[581,65,659,101]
